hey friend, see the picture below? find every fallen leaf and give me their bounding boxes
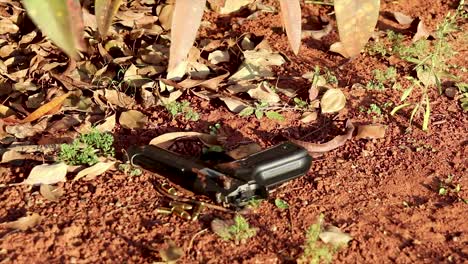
[159,240,184,263]
[416,67,437,87]
[302,23,332,40]
[279,0,302,54]
[119,110,147,129]
[334,0,380,57]
[227,143,262,159]
[73,161,115,181]
[2,213,42,231]
[300,111,318,123]
[168,0,206,72]
[290,120,355,157]
[229,49,285,81]
[219,0,253,14]
[99,89,136,108]
[0,104,16,118]
[149,132,218,149]
[392,11,414,25]
[20,92,71,123]
[6,118,49,139]
[319,225,353,246]
[321,88,346,113]
[412,19,431,43]
[219,97,249,113]
[356,124,386,139]
[23,162,68,185]
[158,3,174,30]
[329,41,349,58]
[95,114,116,133]
[247,82,280,104]
[208,50,230,64]
[0,150,25,163]
[39,184,64,201]
[95,0,123,37]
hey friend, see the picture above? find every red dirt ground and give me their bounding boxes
[0,0,467,263]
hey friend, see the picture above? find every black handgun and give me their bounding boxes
[127,142,312,206]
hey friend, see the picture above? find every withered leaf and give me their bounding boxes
[119,110,147,129]
[2,213,42,231]
[39,184,64,202]
[356,124,386,139]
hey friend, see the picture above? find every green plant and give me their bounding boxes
[274,198,289,210]
[118,163,142,176]
[219,215,257,244]
[366,67,398,90]
[59,129,115,166]
[164,100,200,121]
[390,1,466,130]
[298,214,345,264]
[456,82,468,111]
[239,102,285,121]
[438,175,466,203]
[209,123,221,135]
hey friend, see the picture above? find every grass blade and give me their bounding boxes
[422,93,430,131]
[390,103,411,115]
[334,0,380,57]
[279,0,302,54]
[168,0,206,72]
[22,0,84,58]
[95,0,123,38]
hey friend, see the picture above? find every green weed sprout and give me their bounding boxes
[59,129,115,166]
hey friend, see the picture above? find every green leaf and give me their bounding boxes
[255,109,264,119]
[274,198,289,210]
[22,0,84,58]
[239,107,254,117]
[409,103,420,125]
[265,111,285,121]
[401,86,414,101]
[334,0,380,57]
[95,0,123,38]
[390,103,412,115]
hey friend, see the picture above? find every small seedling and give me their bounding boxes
[455,82,468,112]
[215,215,257,244]
[164,100,200,121]
[274,198,289,210]
[298,214,345,264]
[366,67,398,90]
[118,163,142,176]
[239,101,285,121]
[209,123,221,135]
[246,198,263,208]
[437,175,466,203]
[59,129,115,166]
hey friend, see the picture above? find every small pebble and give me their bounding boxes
[444,87,457,99]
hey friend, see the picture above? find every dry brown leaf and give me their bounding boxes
[279,0,302,54]
[356,124,386,139]
[95,114,116,133]
[247,82,280,104]
[168,0,206,72]
[321,89,346,113]
[20,92,71,124]
[73,161,115,181]
[0,150,25,163]
[329,41,349,58]
[300,111,318,123]
[392,11,414,25]
[290,120,355,157]
[219,97,249,113]
[208,50,230,64]
[149,132,218,149]
[319,225,353,246]
[119,110,147,129]
[6,118,49,139]
[334,0,380,57]
[39,184,64,202]
[2,213,42,231]
[302,23,332,40]
[23,162,68,185]
[0,104,16,118]
[412,19,431,43]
